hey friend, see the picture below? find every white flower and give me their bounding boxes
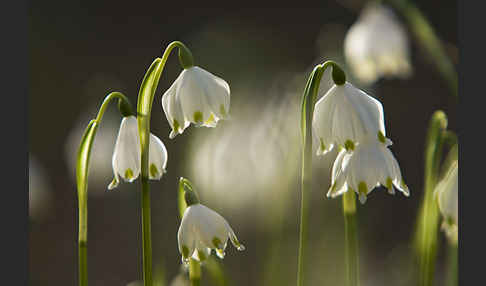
[312,82,389,156]
[344,3,412,84]
[148,133,168,180]
[162,66,230,139]
[108,115,168,190]
[109,116,141,190]
[177,203,244,264]
[435,161,458,241]
[327,135,409,204]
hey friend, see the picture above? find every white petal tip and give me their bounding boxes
[236,244,245,251]
[108,178,118,190]
[359,194,367,204]
[169,131,178,139]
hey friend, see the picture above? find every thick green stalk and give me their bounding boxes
[76,92,132,286]
[189,258,202,286]
[414,110,448,286]
[297,61,346,286]
[446,241,458,286]
[386,0,458,97]
[343,191,358,286]
[136,41,193,286]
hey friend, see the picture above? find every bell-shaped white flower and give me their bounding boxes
[108,116,168,190]
[108,115,141,190]
[313,82,389,156]
[344,3,412,84]
[162,66,230,139]
[327,135,409,204]
[435,161,458,242]
[148,133,168,180]
[177,203,244,264]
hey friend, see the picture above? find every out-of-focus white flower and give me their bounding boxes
[177,203,245,264]
[435,161,458,242]
[108,116,168,190]
[328,135,409,204]
[313,82,389,156]
[344,3,412,84]
[162,66,230,139]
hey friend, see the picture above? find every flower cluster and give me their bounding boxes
[107,59,243,265]
[178,202,245,264]
[108,115,168,190]
[313,81,409,204]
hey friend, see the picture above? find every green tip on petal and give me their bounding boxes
[357,184,368,204]
[205,113,216,125]
[212,237,222,249]
[378,131,386,144]
[193,111,203,123]
[344,140,355,151]
[125,168,134,180]
[320,138,326,152]
[150,164,159,178]
[358,182,368,196]
[182,245,190,259]
[173,119,181,132]
[219,104,227,118]
[386,177,393,190]
[212,237,223,249]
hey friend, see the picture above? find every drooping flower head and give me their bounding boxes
[344,3,412,84]
[108,115,168,190]
[435,160,458,243]
[328,135,409,204]
[162,66,230,139]
[177,181,244,264]
[312,82,389,156]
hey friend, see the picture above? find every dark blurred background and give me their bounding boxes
[29,1,457,285]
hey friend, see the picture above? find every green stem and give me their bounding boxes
[386,0,458,97]
[446,241,458,286]
[189,258,202,286]
[297,61,346,286]
[136,41,193,286]
[414,110,448,286]
[76,92,132,286]
[343,191,358,286]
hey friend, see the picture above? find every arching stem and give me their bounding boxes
[297,61,346,286]
[76,92,132,286]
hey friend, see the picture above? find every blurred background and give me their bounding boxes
[29,1,457,285]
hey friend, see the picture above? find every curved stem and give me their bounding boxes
[386,0,458,97]
[414,110,448,286]
[297,61,345,286]
[76,92,132,286]
[136,41,192,286]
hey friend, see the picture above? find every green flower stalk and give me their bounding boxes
[136,41,195,286]
[413,110,449,286]
[297,61,346,286]
[76,92,133,286]
[299,58,409,286]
